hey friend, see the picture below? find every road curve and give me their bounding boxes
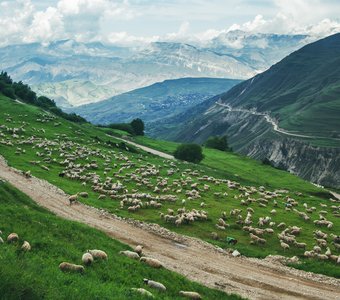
[0,156,339,300]
[110,135,175,160]
[216,102,340,141]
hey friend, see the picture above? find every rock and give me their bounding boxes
[232,250,241,257]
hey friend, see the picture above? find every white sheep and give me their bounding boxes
[140,257,163,268]
[135,245,143,256]
[131,288,154,298]
[82,253,94,265]
[280,241,290,251]
[0,237,3,244]
[68,193,78,205]
[119,250,140,260]
[21,241,31,251]
[143,279,166,291]
[59,262,84,273]
[88,249,108,260]
[7,233,19,243]
[179,291,202,299]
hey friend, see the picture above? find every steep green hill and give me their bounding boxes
[219,33,340,137]
[175,33,340,188]
[0,94,339,279]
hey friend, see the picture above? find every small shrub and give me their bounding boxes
[174,143,204,163]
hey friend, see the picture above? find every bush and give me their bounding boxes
[174,143,204,163]
[205,136,230,151]
[131,118,144,136]
[2,87,16,99]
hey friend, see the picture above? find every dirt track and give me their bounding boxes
[0,156,339,300]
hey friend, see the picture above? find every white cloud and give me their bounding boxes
[0,0,340,47]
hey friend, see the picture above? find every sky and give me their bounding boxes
[1,0,340,46]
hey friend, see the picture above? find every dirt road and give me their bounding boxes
[216,102,340,141]
[111,136,174,160]
[0,156,339,300]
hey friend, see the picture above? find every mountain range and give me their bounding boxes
[0,31,310,107]
[69,77,241,136]
[175,33,340,188]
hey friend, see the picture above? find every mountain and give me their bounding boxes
[0,32,310,107]
[175,33,340,188]
[69,77,241,135]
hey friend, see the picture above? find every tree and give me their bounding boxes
[174,143,204,163]
[130,118,145,136]
[205,135,230,151]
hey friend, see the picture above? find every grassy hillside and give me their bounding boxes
[0,94,339,278]
[217,33,340,139]
[0,181,238,299]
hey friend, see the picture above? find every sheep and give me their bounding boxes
[68,193,78,205]
[119,250,140,260]
[304,251,315,258]
[317,254,329,260]
[140,257,163,268]
[294,242,307,249]
[277,222,286,229]
[325,247,332,256]
[88,249,108,260]
[21,241,31,251]
[143,279,166,291]
[59,262,85,273]
[135,245,143,256]
[280,241,290,251]
[0,237,3,244]
[131,288,154,298]
[179,291,202,299]
[313,246,322,253]
[82,253,94,265]
[7,233,19,243]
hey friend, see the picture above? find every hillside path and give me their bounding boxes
[0,156,339,300]
[216,102,340,141]
[111,136,174,160]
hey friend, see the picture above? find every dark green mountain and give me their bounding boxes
[70,77,241,136]
[176,33,340,188]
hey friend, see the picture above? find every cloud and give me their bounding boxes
[0,0,340,47]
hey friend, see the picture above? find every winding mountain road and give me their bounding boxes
[216,102,340,141]
[0,155,339,300]
[110,136,174,160]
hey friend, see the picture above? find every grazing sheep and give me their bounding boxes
[21,241,31,251]
[59,262,84,273]
[131,288,154,298]
[135,245,143,256]
[143,279,166,291]
[280,241,290,251]
[82,253,94,265]
[179,291,202,299]
[119,250,140,260]
[88,249,108,260]
[313,246,322,253]
[79,192,89,198]
[140,257,163,268]
[277,222,286,229]
[7,233,19,243]
[68,193,78,205]
[0,237,3,244]
[294,242,307,249]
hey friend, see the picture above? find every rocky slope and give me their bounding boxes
[175,34,340,188]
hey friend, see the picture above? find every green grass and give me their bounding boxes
[1,94,339,279]
[0,181,240,300]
